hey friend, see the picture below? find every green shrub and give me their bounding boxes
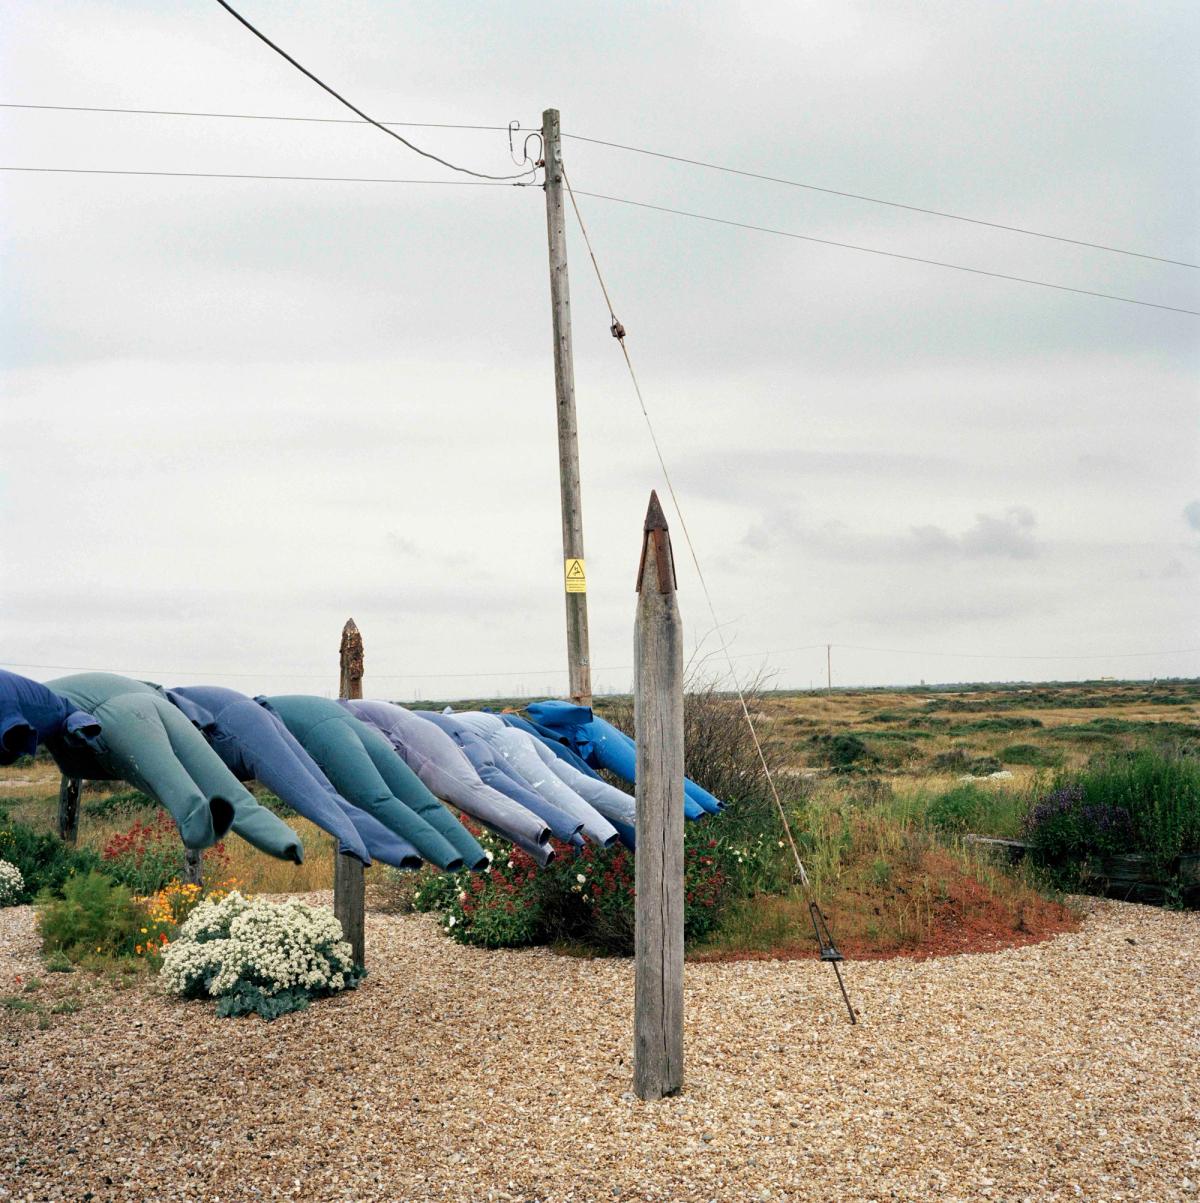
[1001,743,1062,767]
[37,872,146,962]
[0,809,103,903]
[927,785,989,833]
[949,717,1044,734]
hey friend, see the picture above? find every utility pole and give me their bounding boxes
[826,643,832,693]
[542,107,592,708]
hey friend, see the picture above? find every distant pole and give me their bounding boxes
[542,106,592,708]
[57,776,81,844]
[826,643,832,693]
[335,617,366,966]
[633,490,685,1101]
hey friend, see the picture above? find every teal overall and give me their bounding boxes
[46,674,302,861]
[259,695,486,871]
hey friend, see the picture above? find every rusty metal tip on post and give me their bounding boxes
[636,491,677,595]
[643,490,669,533]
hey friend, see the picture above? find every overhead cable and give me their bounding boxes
[5,101,1192,268]
[5,164,1192,314]
[0,102,510,131]
[564,133,1199,270]
[210,0,534,182]
[0,165,517,187]
[571,188,1200,316]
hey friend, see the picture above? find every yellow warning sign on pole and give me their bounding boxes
[564,558,587,593]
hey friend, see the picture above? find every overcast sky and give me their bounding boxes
[2,0,1197,699]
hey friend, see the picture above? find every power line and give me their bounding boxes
[5,164,1193,315]
[832,643,1200,661]
[210,0,533,183]
[0,165,518,187]
[5,101,1193,269]
[564,133,1199,270]
[0,102,510,131]
[571,188,1200,317]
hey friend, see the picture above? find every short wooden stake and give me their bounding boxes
[57,776,82,844]
[334,849,365,965]
[335,617,367,966]
[633,490,685,1100]
[183,848,203,886]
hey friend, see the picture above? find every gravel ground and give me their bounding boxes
[1,896,1197,1203]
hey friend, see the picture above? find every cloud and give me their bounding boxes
[736,506,1039,563]
[1184,501,1200,533]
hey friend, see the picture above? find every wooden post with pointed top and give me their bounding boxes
[335,618,366,966]
[633,490,685,1100]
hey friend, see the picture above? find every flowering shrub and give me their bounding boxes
[102,810,230,895]
[1025,783,1133,866]
[159,892,364,1020]
[0,859,24,907]
[1024,750,1200,895]
[419,819,735,953]
[133,877,242,964]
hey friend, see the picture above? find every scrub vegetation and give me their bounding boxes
[1,678,1196,964]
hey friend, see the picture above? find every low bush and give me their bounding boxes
[0,860,24,907]
[159,892,364,1019]
[949,717,1044,734]
[926,784,991,834]
[37,872,146,962]
[102,810,230,895]
[418,808,782,955]
[1024,747,1200,895]
[0,809,102,903]
[1001,743,1061,767]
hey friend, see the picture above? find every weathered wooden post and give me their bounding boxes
[183,848,203,886]
[633,490,685,1100]
[57,776,82,844]
[335,617,367,965]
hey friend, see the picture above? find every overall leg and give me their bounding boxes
[304,718,464,871]
[93,696,229,849]
[157,697,302,863]
[358,722,487,869]
[224,702,368,863]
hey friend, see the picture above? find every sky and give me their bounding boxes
[1,0,1197,700]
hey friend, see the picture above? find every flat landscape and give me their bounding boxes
[2,679,1198,1201]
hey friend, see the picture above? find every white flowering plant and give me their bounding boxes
[159,892,364,1020]
[0,859,24,907]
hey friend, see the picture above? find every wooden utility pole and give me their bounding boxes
[335,617,366,966]
[633,490,685,1100]
[542,107,592,707]
[826,643,832,693]
[57,776,81,844]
